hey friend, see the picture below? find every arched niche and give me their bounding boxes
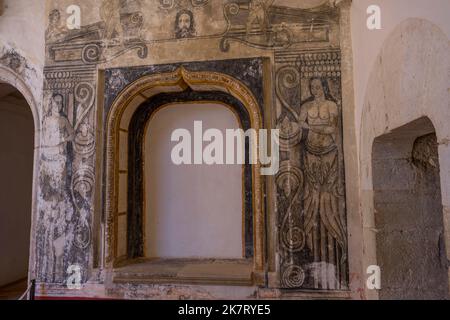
[102,67,265,285]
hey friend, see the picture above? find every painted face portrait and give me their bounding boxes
[175,10,195,39]
[310,78,325,99]
[49,10,61,27]
[179,14,191,31]
[51,95,63,115]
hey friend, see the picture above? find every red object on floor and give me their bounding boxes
[36,296,117,300]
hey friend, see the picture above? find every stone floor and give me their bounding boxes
[0,278,28,300]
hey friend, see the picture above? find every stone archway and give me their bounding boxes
[359,19,450,299]
[372,118,448,299]
[101,67,265,285]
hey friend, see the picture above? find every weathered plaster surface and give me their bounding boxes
[26,0,356,299]
[10,0,450,300]
[0,0,45,110]
[373,131,449,299]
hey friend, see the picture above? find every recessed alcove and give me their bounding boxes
[143,102,244,259]
[102,67,265,286]
[0,83,34,292]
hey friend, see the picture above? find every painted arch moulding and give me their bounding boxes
[101,66,266,282]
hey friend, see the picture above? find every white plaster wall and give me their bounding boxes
[144,103,244,259]
[0,0,46,120]
[0,96,34,287]
[0,0,46,67]
[351,0,450,148]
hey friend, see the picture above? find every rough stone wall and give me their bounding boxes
[351,0,450,150]
[0,0,446,300]
[373,131,449,300]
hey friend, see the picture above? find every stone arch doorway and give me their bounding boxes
[359,18,450,299]
[101,67,265,286]
[0,80,36,298]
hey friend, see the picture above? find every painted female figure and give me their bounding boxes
[39,93,75,282]
[41,94,74,191]
[299,77,347,289]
